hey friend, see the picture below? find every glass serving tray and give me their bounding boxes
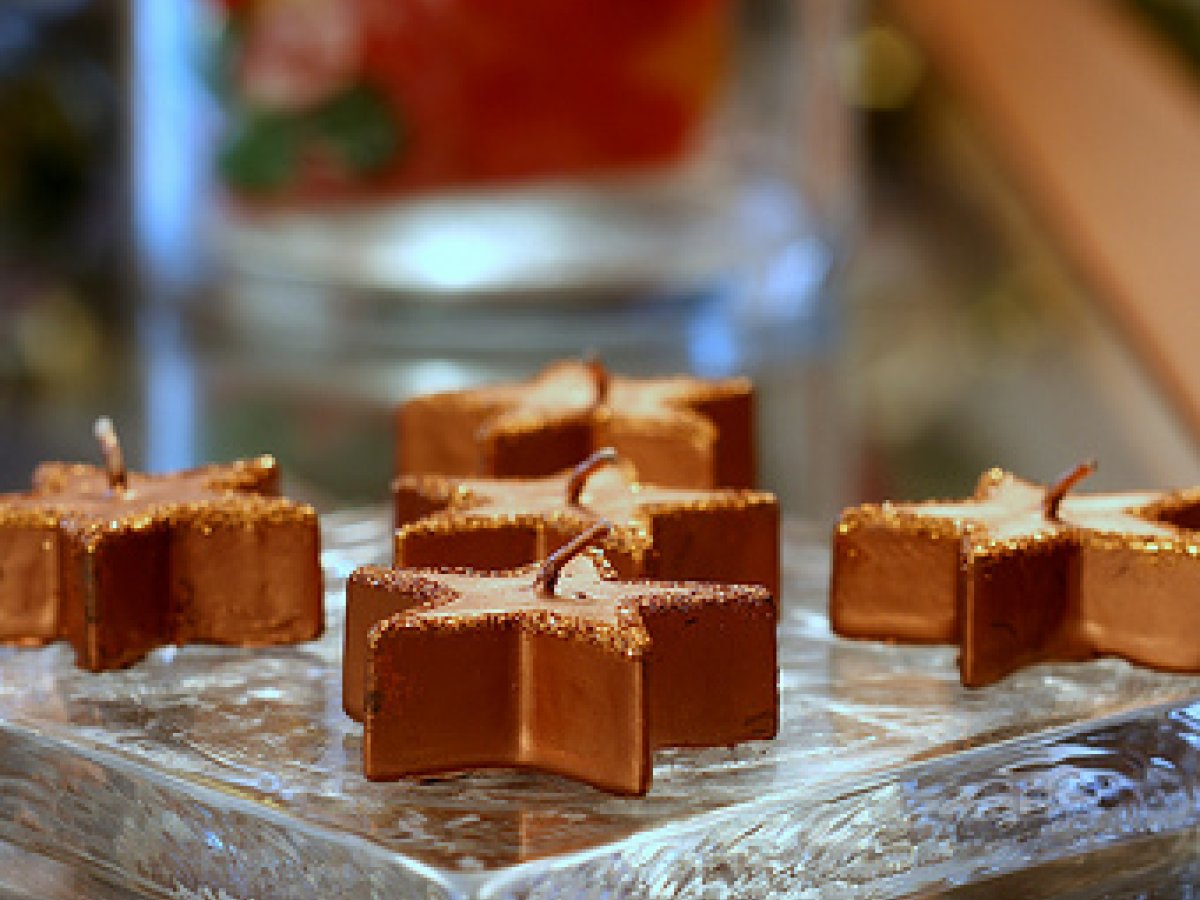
[4,511,1200,898]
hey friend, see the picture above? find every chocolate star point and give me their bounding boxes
[397,358,756,488]
[355,529,777,795]
[831,464,1200,686]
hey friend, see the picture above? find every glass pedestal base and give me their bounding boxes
[3,512,1200,898]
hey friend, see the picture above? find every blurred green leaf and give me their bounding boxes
[218,111,302,191]
[314,85,401,175]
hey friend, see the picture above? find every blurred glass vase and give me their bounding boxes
[186,0,857,513]
[215,0,729,197]
[204,0,856,305]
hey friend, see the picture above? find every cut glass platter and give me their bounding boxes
[4,511,1200,898]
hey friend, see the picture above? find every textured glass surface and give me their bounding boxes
[0,838,143,900]
[3,511,1200,898]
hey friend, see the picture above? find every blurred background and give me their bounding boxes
[0,0,1197,516]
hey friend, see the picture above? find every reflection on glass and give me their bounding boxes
[4,516,1200,895]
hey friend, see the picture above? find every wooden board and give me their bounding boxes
[889,0,1200,440]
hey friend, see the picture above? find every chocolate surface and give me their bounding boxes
[396,359,756,488]
[0,457,322,670]
[341,455,778,720]
[353,552,777,796]
[831,467,1200,686]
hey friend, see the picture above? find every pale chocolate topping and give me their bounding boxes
[534,520,612,599]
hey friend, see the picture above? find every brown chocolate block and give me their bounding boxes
[356,528,777,796]
[831,464,1200,686]
[393,453,779,590]
[958,537,1087,688]
[1073,490,1200,672]
[0,456,323,671]
[829,511,963,644]
[0,512,61,646]
[343,451,778,720]
[396,359,756,488]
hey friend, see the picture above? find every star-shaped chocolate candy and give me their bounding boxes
[396,358,755,488]
[394,448,778,589]
[343,449,778,718]
[832,462,1200,686]
[353,524,777,795]
[0,420,322,670]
